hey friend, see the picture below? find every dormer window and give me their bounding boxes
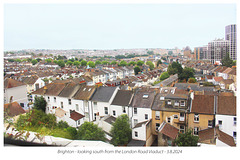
[167,100,171,105]
[164,89,168,93]
[143,94,148,98]
[180,101,185,106]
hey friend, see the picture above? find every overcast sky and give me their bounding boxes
[4,4,236,51]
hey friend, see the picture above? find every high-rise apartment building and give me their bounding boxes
[194,46,208,60]
[225,24,237,60]
[207,39,229,64]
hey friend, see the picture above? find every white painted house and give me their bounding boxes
[215,95,236,142]
[4,78,28,109]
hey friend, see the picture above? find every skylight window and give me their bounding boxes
[83,88,86,91]
[160,97,165,100]
[88,88,92,91]
[143,94,149,98]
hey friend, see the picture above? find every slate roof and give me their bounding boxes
[104,116,116,125]
[4,102,26,117]
[198,127,236,147]
[159,122,179,139]
[32,82,67,96]
[22,76,39,85]
[73,85,96,100]
[58,82,81,98]
[91,86,117,102]
[4,78,26,89]
[157,74,178,87]
[70,111,85,121]
[174,83,214,92]
[217,96,236,116]
[133,121,148,129]
[131,90,155,109]
[111,90,133,106]
[191,95,214,114]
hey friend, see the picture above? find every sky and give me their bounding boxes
[4,3,236,51]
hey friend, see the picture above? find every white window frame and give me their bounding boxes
[180,101,185,107]
[180,125,185,133]
[194,114,199,122]
[234,117,237,125]
[54,97,56,102]
[134,108,137,114]
[68,99,71,105]
[156,123,160,131]
[113,110,116,116]
[76,104,79,111]
[167,100,171,105]
[104,107,108,115]
[167,117,171,123]
[208,120,213,128]
[145,114,148,120]
[123,106,126,113]
[135,131,138,137]
[155,111,160,120]
[194,127,199,135]
[174,100,179,106]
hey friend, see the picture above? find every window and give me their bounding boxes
[218,120,222,125]
[68,99,71,105]
[233,132,236,139]
[113,110,116,116]
[167,117,171,123]
[48,97,50,102]
[174,101,179,106]
[61,102,63,108]
[88,88,92,91]
[77,120,80,125]
[160,97,165,100]
[208,120,213,128]
[156,123,160,131]
[234,117,237,125]
[93,102,97,110]
[123,107,126,113]
[104,107,108,115]
[143,94,148,98]
[85,112,89,119]
[76,104,79,111]
[54,97,56,102]
[134,108,137,114]
[174,115,178,119]
[164,89,168,93]
[194,127,199,135]
[180,125,185,133]
[94,113,97,120]
[180,101,185,106]
[83,88,86,91]
[134,119,138,126]
[135,131,138,137]
[145,114,148,120]
[167,100,171,105]
[155,111,160,120]
[20,103,24,108]
[194,114,199,122]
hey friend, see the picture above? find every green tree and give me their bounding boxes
[81,60,87,66]
[73,61,81,67]
[31,59,38,65]
[57,60,65,68]
[57,120,69,128]
[110,60,117,65]
[87,61,95,68]
[8,59,15,62]
[128,61,136,66]
[146,61,154,70]
[27,58,32,62]
[167,65,178,75]
[174,130,199,146]
[66,60,73,66]
[33,96,47,112]
[221,53,234,67]
[102,61,109,65]
[36,58,42,62]
[15,59,21,63]
[45,59,52,63]
[95,60,102,65]
[53,60,58,64]
[77,122,106,141]
[110,115,132,146]
[147,50,154,55]
[157,60,162,66]
[119,60,127,66]
[179,67,195,81]
[134,66,141,75]
[66,127,77,139]
[137,60,144,66]
[160,72,170,80]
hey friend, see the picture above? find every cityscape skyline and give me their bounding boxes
[4,4,236,51]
